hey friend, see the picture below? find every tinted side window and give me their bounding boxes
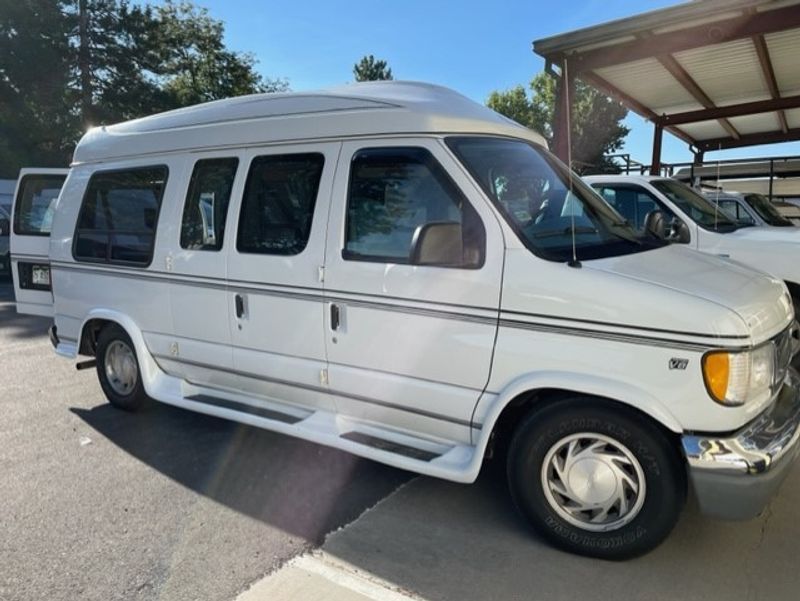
[237,154,324,255]
[594,185,671,232]
[181,158,238,251]
[73,166,167,266]
[344,147,484,267]
[14,174,67,236]
[718,200,740,219]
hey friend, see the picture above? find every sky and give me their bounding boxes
[154,0,800,165]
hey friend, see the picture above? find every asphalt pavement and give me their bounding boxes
[0,280,410,601]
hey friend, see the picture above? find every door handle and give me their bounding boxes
[235,294,245,318]
[330,303,340,331]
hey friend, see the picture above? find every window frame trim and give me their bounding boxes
[341,145,486,270]
[71,164,169,268]
[179,157,240,252]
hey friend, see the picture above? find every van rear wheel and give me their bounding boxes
[506,398,685,559]
[95,324,149,411]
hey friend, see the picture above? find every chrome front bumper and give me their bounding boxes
[682,368,800,520]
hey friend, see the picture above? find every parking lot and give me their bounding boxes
[3,277,800,601]
[0,280,409,601]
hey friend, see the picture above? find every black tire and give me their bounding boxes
[95,324,149,411]
[507,398,685,560]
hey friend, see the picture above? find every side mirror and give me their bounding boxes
[0,218,9,237]
[410,222,463,266]
[643,210,668,240]
[672,219,691,244]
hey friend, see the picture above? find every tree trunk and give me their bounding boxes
[79,0,92,128]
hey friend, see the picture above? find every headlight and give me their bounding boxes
[702,344,775,407]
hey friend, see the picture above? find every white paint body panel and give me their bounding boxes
[226,142,340,413]
[40,84,794,483]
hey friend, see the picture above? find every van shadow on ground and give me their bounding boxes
[0,281,52,341]
[70,401,412,544]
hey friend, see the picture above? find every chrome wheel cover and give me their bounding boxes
[104,340,138,396]
[541,432,646,532]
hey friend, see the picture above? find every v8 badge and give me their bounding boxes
[669,358,689,370]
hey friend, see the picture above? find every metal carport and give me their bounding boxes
[533,0,800,173]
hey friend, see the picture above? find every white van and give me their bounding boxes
[586,175,800,319]
[12,83,800,559]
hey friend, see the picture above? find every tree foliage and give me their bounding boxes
[0,0,75,171]
[353,54,393,82]
[154,2,287,107]
[0,0,285,177]
[487,73,629,173]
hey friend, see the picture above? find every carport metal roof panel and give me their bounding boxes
[534,0,800,153]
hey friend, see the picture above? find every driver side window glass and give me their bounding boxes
[344,147,484,268]
[594,186,673,233]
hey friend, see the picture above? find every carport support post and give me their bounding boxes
[552,60,575,166]
[650,123,663,175]
[769,159,775,201]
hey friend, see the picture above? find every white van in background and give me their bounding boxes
[12,83,800,559]
[587,175,800,318]
[8,169,68,308]
[703,190,799,228]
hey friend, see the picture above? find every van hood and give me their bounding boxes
[587,245,792,342]
[704,225,800,286]
[725,225,800,243]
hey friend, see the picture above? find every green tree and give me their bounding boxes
[153,1,287,107]
[0,0,286,177]
[487,73,629,173]
[353,54,393,82]
[68,0,170,128]
[0,0,76,175]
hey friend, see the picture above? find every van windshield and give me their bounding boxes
[446,137,664,262]
[744,193,794,227]
[651,180,739,232]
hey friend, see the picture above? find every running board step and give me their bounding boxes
[185,394,303,425]
[340,431,442,462]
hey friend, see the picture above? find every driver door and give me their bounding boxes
[322,138,504,441]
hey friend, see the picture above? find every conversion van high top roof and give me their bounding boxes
[12,82,800,560]
[72,82,547,164]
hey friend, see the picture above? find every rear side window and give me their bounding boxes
[14,174,67,236]
[344,147,484,267]
[237,153,324,255]
[73,166,167,266]
[181,158,238,251]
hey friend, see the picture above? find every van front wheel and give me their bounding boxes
[95,324,149,411]
[506,399,684,559]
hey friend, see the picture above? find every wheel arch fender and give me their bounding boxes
[77,309,162,396]
[470,371,683,475]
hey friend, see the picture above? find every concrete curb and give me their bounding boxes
[235,552,426,601]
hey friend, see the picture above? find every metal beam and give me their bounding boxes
[696,128,800,152]
[564,5,800,74]
[552,61,575,164]
[657,54,741,140]
[659,94,800,126]
[580,70,696,146]
[753,34,790,134]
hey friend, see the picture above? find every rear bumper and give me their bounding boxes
[682,368,800,520]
